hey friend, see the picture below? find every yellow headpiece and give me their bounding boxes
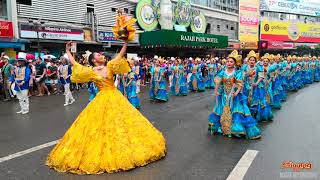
[247,50,257,60]
[195,57,201,62]
[262,53,270,60]
[269,54,275,60]
[228,50,239,61]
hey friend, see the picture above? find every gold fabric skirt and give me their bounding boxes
[46,89,166,174]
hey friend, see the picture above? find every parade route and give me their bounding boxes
[0,84,319,180]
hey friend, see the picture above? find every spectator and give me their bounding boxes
[35,57,50,96]
[1,54,14,101]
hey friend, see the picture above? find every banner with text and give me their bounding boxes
[260,0,320,17]
[261,20,320,43]
[239,0,260,49]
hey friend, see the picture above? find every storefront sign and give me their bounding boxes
[139,30,228,48]
[20,24,84,41]
[239,0,260,49]
[260,0,320,17]
[190,12,207,33]
[0,21,13,38]
[268,40,284,49]
[98,31,118,42]
[261,20,320,43]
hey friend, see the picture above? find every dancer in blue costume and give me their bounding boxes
[116,74,125,94]
[171,59,188,96]
[208,50,261,140]
[262,54,274,109]
[245,51,273,122]
[150,58,168,101]
[268,54,282,109]
[274,54,287,102]
[310,57,316,82]
[295,57,304,89]
[314,56,320,82]
[205,58,217,89]
[124,67,140,109]
[280,56,290,99]
[287,56,298,91]
[189,58,206,92]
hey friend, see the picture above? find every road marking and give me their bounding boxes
[0,140,59,163]
[226,150,259,180]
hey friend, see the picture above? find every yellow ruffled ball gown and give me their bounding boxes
[46,56,166,174]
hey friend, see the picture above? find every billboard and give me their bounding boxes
[261,20,320,43]
[20,24,84,41]
[260,0,320,17]
[239,0,260,49]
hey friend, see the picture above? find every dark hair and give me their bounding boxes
[88,53,95,67]
[228,57,237,63]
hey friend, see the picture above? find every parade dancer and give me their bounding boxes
[314,56,320,82]
[248,52,273,121]
[171,59,188,96]
[125,65,140,109]
[208,50,261,140]
[47,28,166,173]
[59,57,75,106]
[12,53,31,114]
[150,57,168,101]
[205,58,217,89]
[189,58,205,92]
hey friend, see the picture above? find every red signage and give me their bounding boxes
[0,21,13,38]
[268,41,284,49]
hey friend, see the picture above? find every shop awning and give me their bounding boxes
[139,30,228,48]
[0,38,30,49]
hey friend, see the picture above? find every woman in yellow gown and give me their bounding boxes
[46,42,166,174]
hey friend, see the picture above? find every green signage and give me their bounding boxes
[191,12,207,33]
[139,30,228,48]
[174,0,191,27]
[136,0,158,31]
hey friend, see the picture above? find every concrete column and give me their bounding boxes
[7,0,19,38]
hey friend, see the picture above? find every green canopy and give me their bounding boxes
[139,30,228,48]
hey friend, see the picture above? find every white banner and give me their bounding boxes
[260,0,320,16]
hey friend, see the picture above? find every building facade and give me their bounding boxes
[0,0,240,56]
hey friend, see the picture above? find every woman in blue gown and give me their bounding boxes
[150,58,168,101]
[189,58,206,92]
[205,58,217,89]
[268,55,282,109]
[314,57,320,82]
[124,70,140,109]
[171,59,188,96]
[208,50,261,140]
[245,51,273,122]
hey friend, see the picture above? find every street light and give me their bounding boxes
[28,19,45,58]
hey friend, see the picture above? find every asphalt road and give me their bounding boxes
[0,84,319,180]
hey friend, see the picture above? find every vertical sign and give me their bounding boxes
[239,0,260,49]
[70,42,77,53]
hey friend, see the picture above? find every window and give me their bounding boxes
[111,8,117,12]
[87,4,94,13]
[230,26,234,30]
[17,0,32,5]
[130,10,135,15]
[217,25,220,32]
[124,8,129,14]
[226,25,229,29]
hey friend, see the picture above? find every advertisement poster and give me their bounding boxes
[20,24,84,41]
[261,20,320,43]
[260,0,320,17]
[239,0,260,49]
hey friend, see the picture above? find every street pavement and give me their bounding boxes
[0,84,320,180]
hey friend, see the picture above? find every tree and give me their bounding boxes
[296,45,311,56]
[313,44,320,56]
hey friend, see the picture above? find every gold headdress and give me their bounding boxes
[195,57,201,62]
[269,54,275,60]
[261,53,270,60]
[112,9,137,41]
[228,50,238,61]
[82,50,92,65]
[247,50,257,59]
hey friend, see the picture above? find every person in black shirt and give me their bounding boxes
[35,58,50,96]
